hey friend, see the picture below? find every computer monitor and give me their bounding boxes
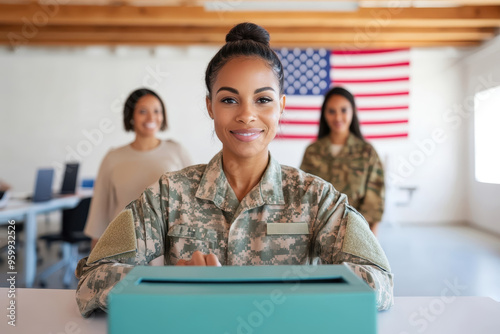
[33,168,54,202]
[60,163,79,195]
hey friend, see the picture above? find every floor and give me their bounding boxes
[1,221,500,302]
[379,223,500,302]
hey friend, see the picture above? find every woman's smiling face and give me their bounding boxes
[206,56,285,161]
[324,94,353,137]
[132,94,164,137]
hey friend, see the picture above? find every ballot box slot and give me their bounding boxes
[137,277,346,285]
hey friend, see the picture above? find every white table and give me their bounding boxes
[0,194,90,288]
[1,288,499,333]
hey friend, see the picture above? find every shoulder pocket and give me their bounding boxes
[342,206,391,272]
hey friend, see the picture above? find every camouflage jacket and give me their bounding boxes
[75,151,393,317]
[300,134,385,225]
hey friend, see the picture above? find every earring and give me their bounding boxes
[130,120,135,124]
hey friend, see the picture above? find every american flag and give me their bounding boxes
[275,48,410,140]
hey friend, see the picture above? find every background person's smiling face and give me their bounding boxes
[207,56,285,161]
[132,94,164,138]
[324,94,353,137]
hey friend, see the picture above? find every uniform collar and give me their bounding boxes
[195,151,285,212]
[317,133,359,157]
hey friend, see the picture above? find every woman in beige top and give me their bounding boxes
[84,88,191,248]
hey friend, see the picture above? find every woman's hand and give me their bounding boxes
[176,250,222,266]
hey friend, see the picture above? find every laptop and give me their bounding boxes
[59,162,79,195]
[32,168,54,202]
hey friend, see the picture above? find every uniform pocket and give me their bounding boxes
[264,223,311,264]
[167,224,219,260]
[347,162,368,202]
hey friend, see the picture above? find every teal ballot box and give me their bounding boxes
[108,264,377,334]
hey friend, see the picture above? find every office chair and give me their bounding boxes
[0,222,25,264]
[38,197,91,288]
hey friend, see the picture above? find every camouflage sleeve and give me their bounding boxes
[314,185,393,311]
[358,149,385,225]
[75,177,168,317]
[343,260,394,311]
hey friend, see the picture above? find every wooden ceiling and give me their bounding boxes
[1,0,499,48]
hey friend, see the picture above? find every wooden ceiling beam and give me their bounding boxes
[0,25,493,44]
[7,0,500,6]
[2,33,488,43]
[0,4,500,28]
[0,3,498,47]
[0,37,480,48]
[1,24,493,34]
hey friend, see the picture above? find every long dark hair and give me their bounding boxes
[205,22,284,99]
[317,86,364,141]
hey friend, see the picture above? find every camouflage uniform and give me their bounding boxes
[300,134,385,225]
[75,151,393,317]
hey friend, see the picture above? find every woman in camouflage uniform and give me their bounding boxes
[75,23,394,317]
[300,87,385,235]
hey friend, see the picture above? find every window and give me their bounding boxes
[474,86,500,184]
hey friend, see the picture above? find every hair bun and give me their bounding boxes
[225,22,270,46]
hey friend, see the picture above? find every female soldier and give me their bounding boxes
[75,23,393,317]
[84,88,191,248]
[300,87,385,235]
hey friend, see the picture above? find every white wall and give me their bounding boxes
[0,45,472,224]
[463,37,500,235]
[376,48,470,224]
[0,45,221,192]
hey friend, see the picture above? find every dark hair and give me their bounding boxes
[317,86,365,141]
[123,88,167,132]
[205,22,284,98]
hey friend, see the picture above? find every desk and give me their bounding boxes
[1,288,499,334]
[0,194,89,288]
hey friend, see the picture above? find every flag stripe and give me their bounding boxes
[276,134,317,140]
[275,47,410,141]
[334,67,410,80]
[278,122,408,138]
[285,105,409,112]
[276,133,409,140]
[332,50,410,67]
[356,95,409,107]
[358,110,409,122]
[333,76,410,84]
[361,119,408,125]
[354,91,409,97]
[364,133,408,139]
[358,105,409,111]
[285,106,321,111]
[280,120,319,125]
[332,48,408,55]
[361,124,409,136]
[332,61,410,69]
[280,119,408,126]
[340,81,410,94]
